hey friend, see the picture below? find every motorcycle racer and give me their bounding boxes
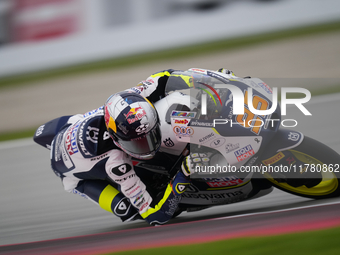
[33,68,235,225]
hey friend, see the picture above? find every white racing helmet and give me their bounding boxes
[104,92,161,160]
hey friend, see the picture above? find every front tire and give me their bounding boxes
[264,136,340,199]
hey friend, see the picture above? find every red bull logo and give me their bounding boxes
[104,105,110,126]
[124,105,146,124]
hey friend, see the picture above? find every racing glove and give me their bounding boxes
[181,152,211,177]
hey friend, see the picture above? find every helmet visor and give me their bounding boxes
[117,124,161,159]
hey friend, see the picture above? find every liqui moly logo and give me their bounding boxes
[234,145,255,162]
[65,123,80,155]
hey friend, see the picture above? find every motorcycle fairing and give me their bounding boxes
[33,115,72,150]
[163,69,284,168]
[154,91,194,156]
[259,129,304,162]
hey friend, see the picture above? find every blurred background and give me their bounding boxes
[0,0,339,133]
[0,0,340,77]
[1,0,340,249]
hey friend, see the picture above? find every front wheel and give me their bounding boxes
[263,136,340,199]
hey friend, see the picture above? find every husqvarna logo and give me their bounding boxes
[234,145,255,162]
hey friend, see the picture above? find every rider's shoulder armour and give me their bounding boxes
[73,111,116,158]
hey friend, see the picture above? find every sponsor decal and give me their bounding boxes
[177,184,187,192]
[83,106,103,117]
[186,184,200,193]
[207,177,243,188]
[244,156,258,167]
[104,105,111,127]
[126,185,141,197]
[175,183,190,194]
[120,99,128,106]
[137,80,152,88]
[181,191,244,201]
[262,152,285,165]
[165,196,181,216]
[111,163,132,176]
[72,189,88,199]
[190,120,214,127]
[103,131,110,140]
[191,68,206,73]
[90,153,108,161]
[114,197,131,216]
[258,82,273,94]
[171,111,196,118]
[145,78,154,84]
[174,119,189,125]
[234,145,255,162]
[54,132,63,162]
[134,194,143,204]
[135,198,146,208]
[65,122,80,155]
[118,164,128,173]
[139,201,149,212]
[135,123,149,135]
[124,105,146,124]
[86,126,99,143]
[113,173,136,183]
[78,120,92,156]
[62,146,74,169]
[130,87,142,94]
[225,143,240,153]
[136,163,167,171]
[118,122,129,135]
[207,70,230,83]
[125,182,137,191]
[286,156,296,165]
[199,132,215,143]
[35,125,44,136]
[288,132,300,141]
[163,137,175,147]
[173,126,194,137]
[210,138,226,148]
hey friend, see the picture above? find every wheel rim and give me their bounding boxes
[264,150,338,196]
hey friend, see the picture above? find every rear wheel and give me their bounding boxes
[263,136,340,199]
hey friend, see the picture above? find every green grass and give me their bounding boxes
[0,128,37,142]
[1,20,340,89]
[106,226,340,255]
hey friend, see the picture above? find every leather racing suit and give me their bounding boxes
[45,69,190,225]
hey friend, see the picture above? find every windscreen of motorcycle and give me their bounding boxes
[165,68,278,169]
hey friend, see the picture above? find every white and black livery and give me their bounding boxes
[34,68,340,224]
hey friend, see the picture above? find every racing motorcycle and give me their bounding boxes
[34,68,340,218]
[132,68,340,216]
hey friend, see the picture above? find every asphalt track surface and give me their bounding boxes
[1,27,340,254]
[1,93,340,254]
